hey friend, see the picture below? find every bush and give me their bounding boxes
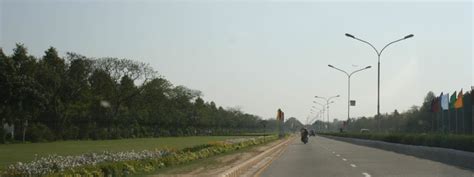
[0,128,5,144]
[62,126,80,140]
[28,123,55,142]
[91,128,109,140]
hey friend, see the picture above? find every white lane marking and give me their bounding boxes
[332,151,335,154]
[362,172,371,177]
[336,154,340,157]
[350,164,357,167]
[342,158,347,161]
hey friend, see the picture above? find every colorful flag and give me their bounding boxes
[430,98,436,112]
[449,91,457,109]
[454,89,463,108]
[436,97,441,112]
[435,92,443,112]
[441,93,449,110]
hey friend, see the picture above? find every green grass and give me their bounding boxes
[132,136,278,177]
[0,136,246,170]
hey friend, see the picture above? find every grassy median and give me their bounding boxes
[0,136,247,170]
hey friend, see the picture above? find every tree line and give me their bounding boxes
[0,44,296,143]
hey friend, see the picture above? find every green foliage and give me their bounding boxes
[2,136,277,177]
[27,123,55,142]
[0,45,287,143]
[322,132,474,152]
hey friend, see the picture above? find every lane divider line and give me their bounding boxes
[336,154,340,157]
[342,158,347,161]
[362,172,371,177]
[350,164,357,168]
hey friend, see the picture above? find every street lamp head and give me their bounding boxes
[404,34,414,39]
[365,66,372,69]
[336,95,340,97]
[345,33,355,38]
[328,64,334,68]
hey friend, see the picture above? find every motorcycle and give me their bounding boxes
[301,136,308,144]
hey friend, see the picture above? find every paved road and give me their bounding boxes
[260,136,474,177]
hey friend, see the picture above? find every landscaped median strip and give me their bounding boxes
[1,136,278,177]
[220,135,294,177]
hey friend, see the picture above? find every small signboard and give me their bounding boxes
[350,100,356,106]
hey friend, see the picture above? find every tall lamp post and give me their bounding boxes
[313,102,326,124]
[344,33,414,127]
[328,65,371,124]
[314,95,339,129]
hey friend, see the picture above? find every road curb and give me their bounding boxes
[322,135,474,170]
[220,136,293,177]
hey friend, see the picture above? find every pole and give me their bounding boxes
[441,108,446,133]
[431,112,435,132]
[448,107,451,133]
[348,76,351,122]
[327,103,330,131]
[455,108,458,134]
[377,54,381,132]
[462,108,465,134]
[345,34,414,132]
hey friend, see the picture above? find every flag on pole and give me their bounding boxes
[454,89,463,108]
[441,93,449,110]
[435,97,441,112]
[431,97,441,112]
[436,92,443,112]
[449,91,457,109]
[430,98,436,112]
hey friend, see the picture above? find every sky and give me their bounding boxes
[1,0,473,124]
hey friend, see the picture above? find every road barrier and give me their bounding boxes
[323,135,474,170]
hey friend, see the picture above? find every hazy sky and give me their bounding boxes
[1,0,473,124]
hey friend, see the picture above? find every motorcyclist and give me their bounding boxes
[300,128,309,144]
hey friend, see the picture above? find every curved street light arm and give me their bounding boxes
[328,95,340,102]
[313,100,325,107]
[329,65,350,77]
[352,37,380,56]
[313,97,326,106]
[379,37,406,56]
[349,66,372,77]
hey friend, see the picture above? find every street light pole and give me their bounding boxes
[345,33,413,131]
[328,65,371,123]
[315,95,339,130]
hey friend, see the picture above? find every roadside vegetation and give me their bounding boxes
[2,135,278,177]
[0,136,250,169]
[0,45,304,143]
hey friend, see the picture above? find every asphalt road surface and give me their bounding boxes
[260,136,474,177]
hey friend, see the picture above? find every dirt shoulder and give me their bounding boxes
[147,138,286,177]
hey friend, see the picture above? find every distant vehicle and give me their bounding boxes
[360,129,370,133]
[302,136,308,144]
[309,130,316,136]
